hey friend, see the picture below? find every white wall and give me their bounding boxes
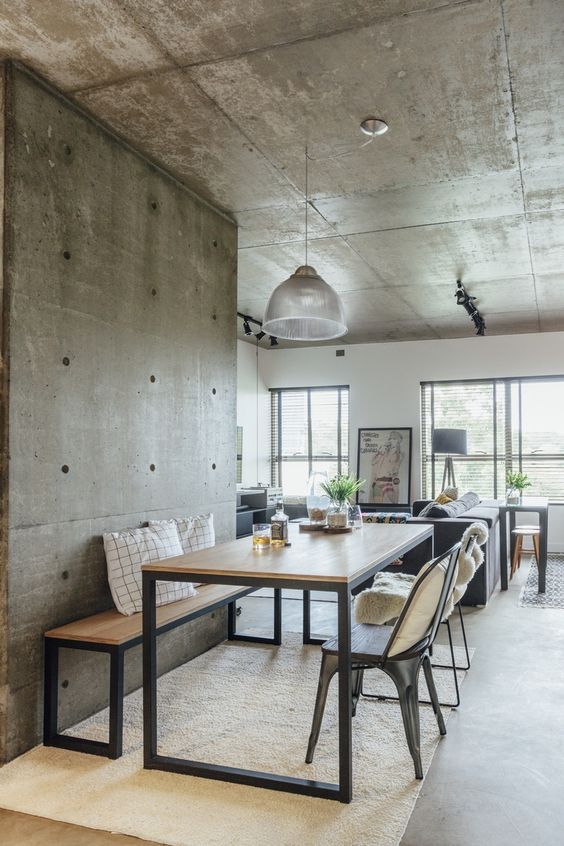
[236,341,270,487]
[257,330,564,550]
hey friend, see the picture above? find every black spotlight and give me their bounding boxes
[242,318,253,336]
[270,336,279,347]
[255,330,266,341]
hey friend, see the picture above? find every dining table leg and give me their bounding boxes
[538,508,548,593]
[499,508,508,590]
[337,583,353,803]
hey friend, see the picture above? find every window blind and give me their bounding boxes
[421,376,564,501]
[270,386,349,496]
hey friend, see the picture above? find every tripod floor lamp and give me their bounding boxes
[432,428,468,490]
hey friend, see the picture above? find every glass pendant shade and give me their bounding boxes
[262,265,348,341]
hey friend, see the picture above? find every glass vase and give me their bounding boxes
[327,501,349,529]
[306,471,330,525]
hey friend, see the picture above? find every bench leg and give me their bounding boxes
[43,638,59,744]
[43,638,125,759]
[109,647,125,759]
[228,590,283,645]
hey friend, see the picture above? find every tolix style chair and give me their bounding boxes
[305,542,466,780]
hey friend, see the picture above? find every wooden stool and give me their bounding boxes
[511,526,540,579]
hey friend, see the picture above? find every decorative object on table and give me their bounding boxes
[262,148,347,342]
[299,520,327,532]
[270,500,288,546]
[306,470,330,525]
[506,470,532,504]
[320,473,365,528]
[510,526,540,579]
[432,428,467,490]
[252,523,271,549]
[357,428,412,507]
[348,503,363,528]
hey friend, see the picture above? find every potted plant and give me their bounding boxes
[321,474,365,528]
[506,470,532,504]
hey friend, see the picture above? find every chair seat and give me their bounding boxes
[512,526,540,536]
[321,623,394,663]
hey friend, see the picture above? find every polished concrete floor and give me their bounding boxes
[2,562,563,845]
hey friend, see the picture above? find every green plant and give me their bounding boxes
[506,471,532,493]
[320,473,365,505]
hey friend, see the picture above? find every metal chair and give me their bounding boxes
[305,542,464,780]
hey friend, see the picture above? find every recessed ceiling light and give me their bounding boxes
[360,117,389,137]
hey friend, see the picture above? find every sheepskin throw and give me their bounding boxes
[354,520,489,626]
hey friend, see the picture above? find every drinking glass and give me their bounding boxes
[349,504,363,529]
[252,523,271,549]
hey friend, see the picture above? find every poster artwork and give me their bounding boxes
[357,428,412,506]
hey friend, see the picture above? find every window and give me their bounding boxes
[270,386,349,496]
[421,376,564,501]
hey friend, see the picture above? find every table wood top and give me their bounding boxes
[142,523,433,585]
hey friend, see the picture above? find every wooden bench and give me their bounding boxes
[44,584,282,759]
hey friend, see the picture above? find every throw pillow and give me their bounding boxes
[103,523,196,616]
[150,514,215,554]
[435,486,459,505]
[418,491,479,519]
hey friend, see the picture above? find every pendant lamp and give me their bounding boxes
[262,149,347,341]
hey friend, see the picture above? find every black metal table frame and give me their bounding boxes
[142,528,433,804]
[498,502,548,593]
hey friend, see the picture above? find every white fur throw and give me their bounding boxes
[354,520,489,626]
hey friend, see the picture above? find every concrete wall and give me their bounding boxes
[248,330,564,550]
[1,65,238,762]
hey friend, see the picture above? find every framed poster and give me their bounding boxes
[356,428,412,507]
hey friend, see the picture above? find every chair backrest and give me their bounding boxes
[384,542,461,659]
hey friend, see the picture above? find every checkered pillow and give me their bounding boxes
[103,523,197,616]
[149,514,215,554]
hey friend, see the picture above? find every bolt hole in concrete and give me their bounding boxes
[64,144,72,155]
[62,357,70,366]
[61,680,69,689]
[212,463,216,470]
[62,250,71,260]
[61,571,69,580]
[212,313,217,321]
[61,465,69,473]
[150,375,156,383]
[151,200,158,210]
[151,288,157,296]
[213,240,218,247]
[150,464,156,472]
[212,388,216,395]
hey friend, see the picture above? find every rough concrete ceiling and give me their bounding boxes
[0,0,562,346]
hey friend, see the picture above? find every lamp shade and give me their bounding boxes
[432,428,468,455]
[262,265,348,341]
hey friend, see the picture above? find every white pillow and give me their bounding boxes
[103,523,197,616]
[388,556,457,656]
[149,514,215,554]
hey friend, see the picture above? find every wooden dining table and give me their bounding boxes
[142,521,434,803]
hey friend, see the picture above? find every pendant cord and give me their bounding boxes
[305,145,308,267]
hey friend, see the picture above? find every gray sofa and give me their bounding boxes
[402,500,500,606]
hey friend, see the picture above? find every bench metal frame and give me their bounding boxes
[44,587,282,759]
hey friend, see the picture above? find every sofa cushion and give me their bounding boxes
[150,514,215,554]
[418,491,480,518]
[462,506,500,528]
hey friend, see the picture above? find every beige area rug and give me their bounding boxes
[0,635,468,846]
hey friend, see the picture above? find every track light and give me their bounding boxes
[255,330,266,341]
[455,280,486,336]
[242,318,253,336]
[237,312,277,346]
[270,336,279,347]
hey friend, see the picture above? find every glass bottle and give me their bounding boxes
[271,500,288,547]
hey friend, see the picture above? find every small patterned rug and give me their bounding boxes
[519,554,564,609]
